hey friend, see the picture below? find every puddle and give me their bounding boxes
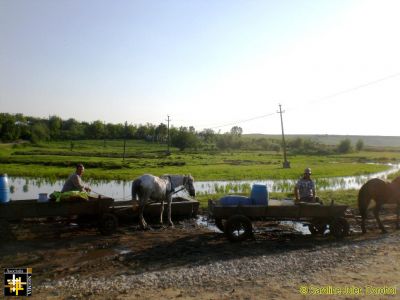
[196,215,312,235]
[195,215,221,232]
[113,247,133,255]
[279,221,311,235]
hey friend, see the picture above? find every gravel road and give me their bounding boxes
[32,218,400,300]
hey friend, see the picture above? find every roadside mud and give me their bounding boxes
[1,212,399,299]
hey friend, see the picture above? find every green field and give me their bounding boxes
[2,139,400,208]
[0,140,398,181]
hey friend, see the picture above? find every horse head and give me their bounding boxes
[184,174,196,197]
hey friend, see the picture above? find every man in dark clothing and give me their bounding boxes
[294,167,317,203]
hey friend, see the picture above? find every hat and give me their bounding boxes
[304,168,312,174]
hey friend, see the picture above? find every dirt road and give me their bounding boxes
[1,215,399,299]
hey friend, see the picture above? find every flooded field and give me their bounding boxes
[6,163,400,200]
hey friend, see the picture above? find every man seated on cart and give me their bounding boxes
[61,163,91,193]
[294,168,321,204]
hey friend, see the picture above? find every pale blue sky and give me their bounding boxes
[1,0,400,135]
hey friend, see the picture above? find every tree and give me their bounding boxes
[289,138,304,151]
[199,128,215,144]
[61,118,85,139]
[0,114,20,141]
[356,139,364,151]
[337,139,352,153]
[215,133,233,150]
[155,123,168,143]
[48,115,62,139]
[230,126,243,137]
[171,127,199,150]
[135,124,149,139]
[30,122,50,143]
[86,120,105,139]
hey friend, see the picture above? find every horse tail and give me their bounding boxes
[358,182,371,219]
[132,179,142,201]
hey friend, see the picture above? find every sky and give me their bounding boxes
[1,0,400,136]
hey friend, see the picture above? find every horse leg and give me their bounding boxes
[159,198,164,225]
[361,216,367,234]
[167,195,174,227]
[396,200,400,230]
[138,197,148,229]
[373,202,386,233]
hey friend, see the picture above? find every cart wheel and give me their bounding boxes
[98,213,118,235]
[308,219,328,235]
[329,218,349,238]
[215,218,226,232]
[224,215,253,242]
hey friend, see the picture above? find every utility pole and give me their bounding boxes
[166,115,171,154]
[278,104,290,168]
[123,121,127,162]
[103,121,106,149]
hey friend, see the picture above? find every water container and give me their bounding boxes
[250,184,268,205]
[219,195,252,206]
[38,193,48,203]
[0,174,10,203]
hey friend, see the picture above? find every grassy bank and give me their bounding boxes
[0,140,397,181]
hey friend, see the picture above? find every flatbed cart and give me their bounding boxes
[0,195,118,237]
[208,199,350,242]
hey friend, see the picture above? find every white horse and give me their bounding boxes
[131,174,195,229]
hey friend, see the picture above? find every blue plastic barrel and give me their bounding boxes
[219,195,252,206]
[0,174,10,203]
[250,184,268,205]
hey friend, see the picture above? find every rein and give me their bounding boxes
[168,186,185,196]
[166,175,186,196]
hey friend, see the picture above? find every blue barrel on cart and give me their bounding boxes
[0,174,10,203]
[219,195,252,206]
[250,184,268,205]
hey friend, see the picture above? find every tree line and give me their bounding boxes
[0,113,362,153]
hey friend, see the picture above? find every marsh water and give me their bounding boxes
[6,163,400,200]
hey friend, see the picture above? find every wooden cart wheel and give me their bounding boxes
[224,215,253,242]
[329,217,350,238]
[308,219,328,235]
[215,218,226,232]
[98,213,118,235]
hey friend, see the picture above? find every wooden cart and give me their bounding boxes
[112,196,199,219]
[208,199,350,242]
[0,196,118,237]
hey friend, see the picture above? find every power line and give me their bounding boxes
[202,71,400,130]
[209,112,276,129]
[287,71,400,111]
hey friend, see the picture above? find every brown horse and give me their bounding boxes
[358,177,400,233]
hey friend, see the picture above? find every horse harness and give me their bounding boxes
[166,175,186,197]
